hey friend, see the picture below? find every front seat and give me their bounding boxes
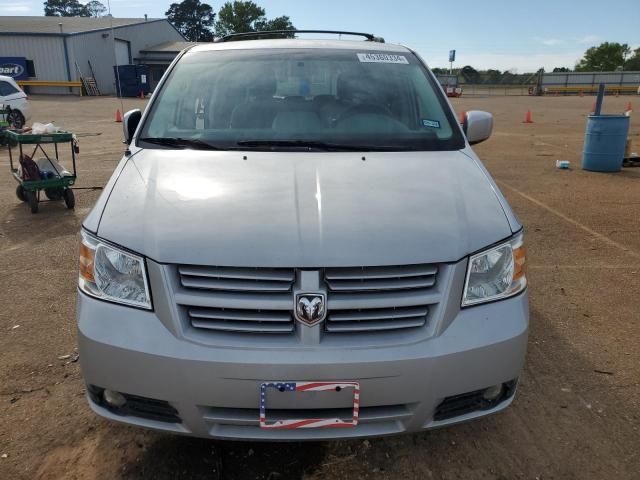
[230,70,279,129]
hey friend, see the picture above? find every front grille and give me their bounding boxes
[176,263,439,337]
[178,265,295,293]
[178,265,295,334]
[324,264,437,333]
[201,403,413,427]
[188,307,294,333]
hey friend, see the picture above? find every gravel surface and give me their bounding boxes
[0,94,638,480]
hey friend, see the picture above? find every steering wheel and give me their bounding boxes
[335,103,394,125]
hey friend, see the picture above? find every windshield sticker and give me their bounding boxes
[422,119,441,128]
[357,53,409,64]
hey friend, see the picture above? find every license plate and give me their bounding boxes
[259,381,360,429]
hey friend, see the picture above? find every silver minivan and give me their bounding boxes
[78,32,528,439]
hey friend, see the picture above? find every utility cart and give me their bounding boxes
[0,106,10,146]
[6,129,77,214]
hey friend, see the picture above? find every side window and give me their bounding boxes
[1,81,19,96]
[0,81,11,96]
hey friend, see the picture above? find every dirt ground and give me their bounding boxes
[0,94,639,480]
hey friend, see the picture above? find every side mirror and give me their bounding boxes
[123,109,142,145]
[462,110,493,145]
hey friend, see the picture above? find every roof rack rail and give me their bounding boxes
[218,30,385,43]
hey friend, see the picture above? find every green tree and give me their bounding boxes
[43,0,88,16]
[166,0,216,41]
[553,67,570,73]
[484,69,502,84]
[575,42,630,71]
[625,47,640,71]
[460,65,480,84]
[215,1,294,39]
[84,0,107,17]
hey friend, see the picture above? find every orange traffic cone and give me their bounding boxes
[626,102,633,113]
[591,102,596,114]
[139,91,145,99]
[523,110,533,123]
[115,109,122,123]
[459,111,466,124]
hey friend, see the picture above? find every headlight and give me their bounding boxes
[462,232,526,307]
[78,230,152,310]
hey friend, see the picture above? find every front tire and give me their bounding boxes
[25,190,38,214]
[63,189,75,210]
[16,185,26,202]
[7,110,25,130]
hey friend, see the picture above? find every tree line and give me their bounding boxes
[43,0,294,41]
[434,43,640,85]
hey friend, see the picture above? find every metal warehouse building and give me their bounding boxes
[0,16,186,95]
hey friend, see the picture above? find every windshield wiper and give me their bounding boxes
[236,140,399,151]
[139,137,223,150]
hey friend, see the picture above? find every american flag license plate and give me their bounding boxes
[259,381,360,429]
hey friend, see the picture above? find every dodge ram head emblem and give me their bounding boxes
[295,293,327,326]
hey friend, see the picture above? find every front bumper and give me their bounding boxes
[77,289,528,440]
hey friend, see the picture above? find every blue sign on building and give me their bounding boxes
[0,57,28,80]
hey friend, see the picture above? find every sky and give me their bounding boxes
[1,0,639,72]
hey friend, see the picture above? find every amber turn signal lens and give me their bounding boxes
[79,242,95,282]
[513,245,526,281]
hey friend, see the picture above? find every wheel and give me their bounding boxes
[63,188,75,210]
[16,185,26,202]
[7,110,25,130]
[25,190,38,214]
[45,187,64,201]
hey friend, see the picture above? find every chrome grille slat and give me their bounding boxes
[325,264,437,280]
[325,276,436,292]
[329,306,428,322]
[179,266,294,282]
[326,318,426,333]
[189,308,292,323]
[179,266,294,293]
[181,276,293,293]
[191,318,293,333]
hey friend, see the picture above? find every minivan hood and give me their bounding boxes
[96,149,512,266]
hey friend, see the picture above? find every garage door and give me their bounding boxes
[115,39,131,65]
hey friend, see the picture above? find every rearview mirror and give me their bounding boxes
[123,109,142,145]
[462,110,493,145]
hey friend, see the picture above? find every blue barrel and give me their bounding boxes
[582,114,630,172]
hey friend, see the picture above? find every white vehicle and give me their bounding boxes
[0,75,31,129]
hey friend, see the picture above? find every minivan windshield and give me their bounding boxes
[139,48,465,151]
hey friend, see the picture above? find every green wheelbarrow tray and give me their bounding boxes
[4,129,74,144]
[11,169,76,191]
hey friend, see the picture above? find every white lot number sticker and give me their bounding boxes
[357,53,409,64]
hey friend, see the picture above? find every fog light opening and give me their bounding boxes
[103,389,127,408]
[482,384,504,401]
